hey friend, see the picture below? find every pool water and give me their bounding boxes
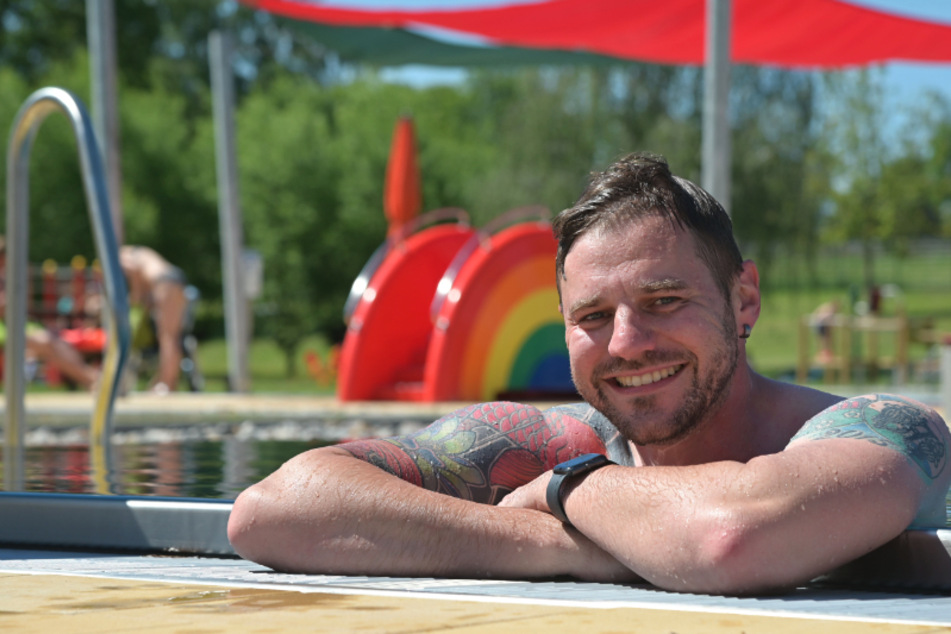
[4,438,331,499]
[2,434,951,527]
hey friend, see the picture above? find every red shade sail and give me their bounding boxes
[243,0,951,68]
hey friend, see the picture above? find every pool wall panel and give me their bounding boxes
[0,492,234,555]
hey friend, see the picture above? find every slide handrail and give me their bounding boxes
[343,207,469,324]
[429,205,550,323]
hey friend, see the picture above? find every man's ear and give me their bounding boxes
[734,259,761,332]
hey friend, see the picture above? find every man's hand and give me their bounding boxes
[497,471,553,513]
[499,471,552,514]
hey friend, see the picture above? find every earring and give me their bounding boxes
[739,324,752,339]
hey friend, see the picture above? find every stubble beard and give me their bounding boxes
[573,311,740,447]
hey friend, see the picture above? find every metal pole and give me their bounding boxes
[209,31,250,393]
[86,0,124,243]
[702,0,732,215]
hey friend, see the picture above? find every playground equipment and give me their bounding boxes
[797,310,937,385]
[337,206,574,402]
[4,256,203,392]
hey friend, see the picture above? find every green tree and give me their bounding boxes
[876,94,951,250]
[612,63,703,178]
[1,54,97,263]
[0,0,89,83]
[818,69,890,289]
[730,67,823,287]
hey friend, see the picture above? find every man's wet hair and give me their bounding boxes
[553,152,744,300]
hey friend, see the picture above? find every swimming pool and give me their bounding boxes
[3,419,951,528]
[10,434,325,498]
[1,415,950,591]
[0,417,429,497]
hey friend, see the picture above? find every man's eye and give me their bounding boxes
[653,297,680,307]
[579,311,608,323]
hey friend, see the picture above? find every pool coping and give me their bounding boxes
[0,492,949,593]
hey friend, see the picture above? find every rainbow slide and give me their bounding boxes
[337,209,576,402]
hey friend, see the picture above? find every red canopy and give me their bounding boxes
[244,0,951,68]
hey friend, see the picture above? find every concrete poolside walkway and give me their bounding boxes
[2,547,951,633]
[6,383,945,427]
[3,391,569,444]
[8,390,476,426]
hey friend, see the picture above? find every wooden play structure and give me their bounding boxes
[797,311,937,385]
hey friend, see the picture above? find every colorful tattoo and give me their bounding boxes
[340,401,606,504]
[789,394,949,482]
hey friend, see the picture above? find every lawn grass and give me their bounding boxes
[748,286,951,385]
[196,335,338,395]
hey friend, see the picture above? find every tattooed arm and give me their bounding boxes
[499,394,950,593]
[786,393,950,527]
[227,402,637,581]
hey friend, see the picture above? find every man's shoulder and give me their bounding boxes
[789,393,950,481]
[544,402,635,465]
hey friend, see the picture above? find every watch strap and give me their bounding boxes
[546,453,614,526]
[546,470,573,524]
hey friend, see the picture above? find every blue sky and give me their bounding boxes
[850,0,951,105]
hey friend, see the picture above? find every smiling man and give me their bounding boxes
[228,152,950,594]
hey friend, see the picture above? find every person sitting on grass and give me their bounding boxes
[228,152,950,595]
[0,237,99,390]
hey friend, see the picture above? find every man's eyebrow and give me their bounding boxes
[567,295,602,316]
[641,278,688,293]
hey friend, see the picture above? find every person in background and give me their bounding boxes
[0,237,99,390]
[228,153,950,595]
[810,298,840,364]
[119,245,188,394]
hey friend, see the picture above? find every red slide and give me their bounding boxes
[337,216,474,401]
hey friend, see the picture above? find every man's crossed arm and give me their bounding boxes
[227,394,949,593]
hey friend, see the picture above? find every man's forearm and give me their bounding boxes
[228,447,634,582]
[554,442,925,593]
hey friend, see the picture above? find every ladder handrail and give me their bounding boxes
[4,87,130,492]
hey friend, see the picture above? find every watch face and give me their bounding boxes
[554,453,610,476]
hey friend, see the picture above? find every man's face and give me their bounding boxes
[560,215,740,446]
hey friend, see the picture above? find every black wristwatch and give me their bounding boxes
[546,453,614,526]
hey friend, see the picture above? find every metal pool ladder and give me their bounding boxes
[3,87,130,492]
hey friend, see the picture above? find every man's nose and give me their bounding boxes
[607,307,655,359]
